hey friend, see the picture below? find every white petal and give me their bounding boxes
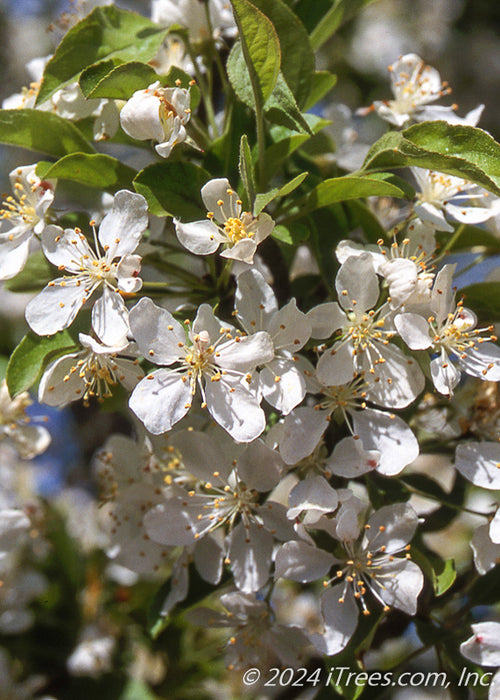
[38,352,84,406]
[217,331,274,371]
[0,509,30,553]
[98,190,148,259]
[365,503,420,553]
[394,312,432,350]
[0,234,31,280]
[170,430,229,482]
[326,436,381,478]
[91,287,130,347]
[25,280,88,335]
[193,303,232,340]
[201,178,232,217]
[237,440,282,491]
[335,253,379,313]
[268,299,311,352]
[460,622,500,666]
[455,442,500,490]
[307,302,345,339]
[205,379,266,442]
[194,535,223,585]
[144,499,199,546]
[316,339,356,386]
[310,585,358,655]
[445,201,498,225]
[459,343,500,382]
[470,525,500,575]
[380,258,418,307]
[234,268,277,333]
[229,521,273,592]
[352,408,419,476]
[430,353,461,396]
[414,201,454,232]
[431,264,456,325]
[220,237,258,263]
[129,370,191,434]
[279,406,330,465]
[111,357,145,391]
[364,342,425,409]
[120,89,165,143]
[257,502,296,540]
[490,510,500,544]
[275,540,334,582]
[259,358,306,415]
[375,559,423,614]
[175,219,222,255]
[41,225,92,272]
[287,476,338,521]
[129,297,185,364]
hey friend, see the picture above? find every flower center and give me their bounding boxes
[224,216,252,244]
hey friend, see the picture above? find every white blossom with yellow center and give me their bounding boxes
[25,190,148,345]
[395,264,500,395]
[0,165,55,281]
[120,81,191,158]
[128,298,274,441]
[175,178,275,263]
[275,503,423,656]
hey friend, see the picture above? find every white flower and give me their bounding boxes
[366,54,471,127]
[120,81,191,158]
[38,332,144,407]
[275,503,423,655]
[129,299,273,441]
[395,265,500,395]
[276,368,418,475]
[151,0,236,42]
[234,269,311,414]
[412,167,500,233]
[175,178,275,264]
[25,190,148,343]
[336,223,437,311]
[187,591,309,670]
[144,429,294,592]
[0,381,51,460]
[308,254,425,409]
[0,165,55,280]
[455,441,500,491]
[461,622,500,700]
[470,524,500,576]
[67,625,115,678]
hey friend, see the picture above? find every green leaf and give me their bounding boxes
[36,6,169,105]
[36,153,136,192]
[310,0,382,50]
[238,134,256,206]
[411,548,456,597]
[303,70,338,111]
[468,564,500,605]
[264,72,312,134]
[0,109,95,158]
[363,122,500,196]
[6,331,79,397]
[119,680,159,700]
[253,172,308,215]
[292,173,413,219]
[344,199,386,243]
[460,282,500,322]
[4,251,54,293]
[248,0,315,107]
[134,162,211,220]
[0,357,8,383]
[79,58,122,96]
[263,115,327,180]
[80,60,158,99]
[272,222,309,245]
[230,0,281,107]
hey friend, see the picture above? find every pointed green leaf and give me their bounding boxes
[363,122,500,196]
[35,153,136,192]
[238,134,256,206]
[303,70,338,111]
[249,0,315,107]
[230,0,281,106]
[265,72,312,134]
[7,331,79,397]
[80,60,158,99]
[0,109,95,158]
[36,6,169,105]
[134,162,211,220]
[310,0,382,50]
[253,172,308,215]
